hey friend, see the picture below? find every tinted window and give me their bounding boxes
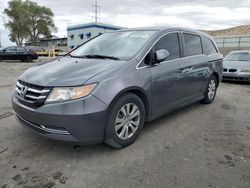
[5,47,16,52]
[17,47,26,52]
[202,37,217,55]
[224,52,250,61]
[183,34,202,56]
[155,33,180,60]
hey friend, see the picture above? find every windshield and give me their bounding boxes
[224,52,250,61]
[69,30,156,60]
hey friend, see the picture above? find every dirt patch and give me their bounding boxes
[0,84,13,88]
[220,104,237,113]
[0,147,8,154]
[6,172,57,188]
[53,171,68,184]
[0,112,14,120]
[241,175,250,184]
[12,174,22,182]
[217,154,236,167]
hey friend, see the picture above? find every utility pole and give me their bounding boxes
[92,1,100,22]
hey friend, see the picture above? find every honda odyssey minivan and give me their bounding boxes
[12,27,223,148]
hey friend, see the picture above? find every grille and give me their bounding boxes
[223,76,249,81]
[15,80,51,107]
[229,69,237,73]
[223,68,228,72]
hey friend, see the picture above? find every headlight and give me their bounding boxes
[46,83,97,103]
[240,68,250,73]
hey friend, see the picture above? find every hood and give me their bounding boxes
[223,60,250,69]
[19,57,124,86]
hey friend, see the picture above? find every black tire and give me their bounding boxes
[201,75,218,104]
[104,93,145,149]
[26,56,33,62]
[0,56,2,62]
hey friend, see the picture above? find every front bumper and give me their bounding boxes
[12,94,108,144]
[223,72,250,82]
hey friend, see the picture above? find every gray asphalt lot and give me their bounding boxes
[0,60,250,188]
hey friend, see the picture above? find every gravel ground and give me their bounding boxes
[0,61,249,188]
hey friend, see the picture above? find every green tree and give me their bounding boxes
[24,0,56,45]
[4,0,56,46]
[4,0,29,46]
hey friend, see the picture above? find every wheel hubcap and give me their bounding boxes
[208,79,216,100]
[115,103,140,140]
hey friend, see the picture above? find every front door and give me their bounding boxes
[150,32,189,116]
[2,47,17,60]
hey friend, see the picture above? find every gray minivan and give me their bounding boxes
[12,27,223,148]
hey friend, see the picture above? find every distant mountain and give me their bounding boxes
[202,25,250,37]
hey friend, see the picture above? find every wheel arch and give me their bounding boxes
[107,86,151,122]
[212,72,220,86]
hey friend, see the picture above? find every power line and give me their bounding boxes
[92,1,100,22]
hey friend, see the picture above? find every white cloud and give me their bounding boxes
[0,0,250,46]
[105,13,198,28]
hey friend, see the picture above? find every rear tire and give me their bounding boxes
[26,56,33,62]
[201,75,218,104]
[104,93,145,149]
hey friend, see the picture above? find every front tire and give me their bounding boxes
[104,93,145,149]
[201,75,218,104]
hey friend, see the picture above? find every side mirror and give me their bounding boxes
[155,49,169,63]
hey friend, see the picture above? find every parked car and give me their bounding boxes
[0,46,38,62]
[12,27,223,148]
[223,50,250,82]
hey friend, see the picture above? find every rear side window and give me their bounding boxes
[183,33,202,56]
[17,47,26,52]
[202,37,217,55]
[155,33,180,60]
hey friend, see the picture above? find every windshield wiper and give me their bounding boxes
[68,54,83,58]
[84,54,120,60]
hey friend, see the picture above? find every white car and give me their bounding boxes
[223,50,250,82]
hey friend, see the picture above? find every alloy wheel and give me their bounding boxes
[115,103,140,140]
[208,79,216,100]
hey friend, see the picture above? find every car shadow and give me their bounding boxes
[1,60,33,63]
[222,80,250,85]
[143,102,201,132]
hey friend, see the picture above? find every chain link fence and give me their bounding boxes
[214,35,250,56]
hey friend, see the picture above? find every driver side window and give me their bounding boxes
[154,33,181,61]
[5,47,16,52]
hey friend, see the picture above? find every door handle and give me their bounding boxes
[179,67,193,74]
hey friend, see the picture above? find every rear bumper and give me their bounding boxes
[12,94,108,144]
[222,72,250,82]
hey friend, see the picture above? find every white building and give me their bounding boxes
[67,22,124,49]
